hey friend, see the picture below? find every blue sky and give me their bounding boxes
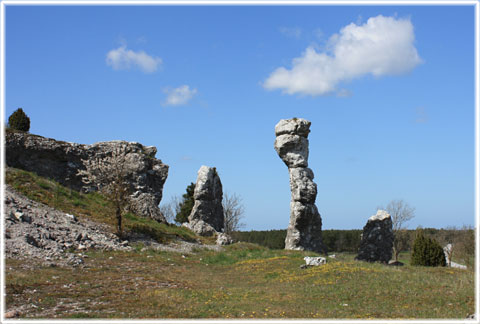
[5,4,476,230]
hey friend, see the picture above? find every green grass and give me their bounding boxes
[4,167,475,319]
[5,248,474,319]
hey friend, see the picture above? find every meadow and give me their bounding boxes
[4,167,475,319]
[5,246,474,319]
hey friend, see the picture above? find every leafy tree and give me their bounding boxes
[8,108,30,132]
[411,229,446,267]
[175,182,195,224]
[379,199,415,261]
[78,145,133,238]
[223,192,245,234]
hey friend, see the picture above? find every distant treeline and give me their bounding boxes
[231,227,474,255]
[231,229,362,252]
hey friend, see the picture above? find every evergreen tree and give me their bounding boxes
[411,229,446,266]
[175,182,195,224]
[8,108,30,132]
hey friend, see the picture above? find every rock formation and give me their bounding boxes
[186,165,224,235]
[274,118,325,253]
[355,210,394,263]
[6,131,169,222]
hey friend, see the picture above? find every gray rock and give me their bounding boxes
[274,118,325,253]
[216,233,233,246]
[187,166,224,234]
[289,167,317,203]
[285,202,324,252]
[275,118,311,137]
[182,219,217,236]
[304,256,326,266]
[6,132,169,223]
[4,185,132,267]
[25,234,40,248]
[274,134,309,168]
[355,210,394,263]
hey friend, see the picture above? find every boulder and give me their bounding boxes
[355,210,394,263]
[182,219,216,237]
[274,118,325,253]
[304,256,327,266]
[6,132,169,222]
[188,166,224,234]
[216,233,233,246]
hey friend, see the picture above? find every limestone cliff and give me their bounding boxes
[6,131,169,223]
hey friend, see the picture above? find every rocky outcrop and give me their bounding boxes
[355,210,394,263]
[274,118,325,253]
[4,185,132,267]
[5,131,169,222]
[187,166,224,234]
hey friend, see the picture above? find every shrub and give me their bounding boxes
[411,230,446,267]
[8,108,30,132]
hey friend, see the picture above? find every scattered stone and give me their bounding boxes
[216,233,233,246]
[355,210,394,263]
[25,234,40,247]
[304,256,326,266]
[6,132,169,222]
[65,213,77,222]
[443,243,466,269]
[274,118,325,253]
[4,185,132,267]
[187,166,224,234]
[388,260,404,266]
[4,310,20,318]
[329,254,336,259]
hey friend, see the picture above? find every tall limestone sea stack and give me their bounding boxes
[274,118,325,253]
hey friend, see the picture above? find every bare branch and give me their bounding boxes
[223,192,245,234]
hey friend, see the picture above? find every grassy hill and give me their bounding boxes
[4,167,475,319]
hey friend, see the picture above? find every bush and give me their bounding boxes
[8,108,30,132]
[411,230,446,267]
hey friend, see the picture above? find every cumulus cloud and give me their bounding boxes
[264,15,422,96]
[163,85,198,106]
[106,45,162,73]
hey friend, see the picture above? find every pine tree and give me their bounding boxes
[8,108,30,132]
[175,182,195,224]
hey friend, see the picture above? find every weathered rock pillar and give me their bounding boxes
[274,118,325,253]
[355,210,394,263]
[186,165,224,235]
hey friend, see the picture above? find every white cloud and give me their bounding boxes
[279,26,302,39]
[264,15,422,96]
[163,85,198,106]
[106,45,162,73]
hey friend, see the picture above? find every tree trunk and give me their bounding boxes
[116,204,122,239]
